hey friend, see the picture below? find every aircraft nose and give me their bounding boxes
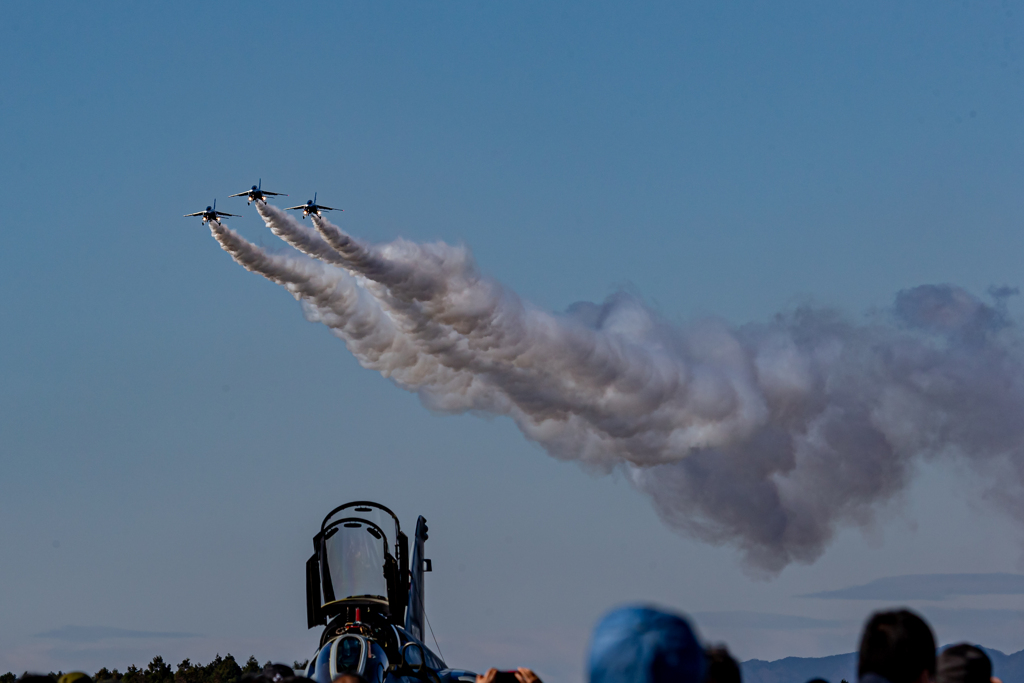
[206,206,212,211]
[252,185,257,190]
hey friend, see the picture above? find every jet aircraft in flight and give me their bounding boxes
[228,178,288,205]
[184,199,240,224]
[286,193,341,219]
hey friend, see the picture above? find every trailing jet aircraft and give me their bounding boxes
[184,199,240,224]
[228,178,288,205]
[303,501,476,683]
[286,193,340,219]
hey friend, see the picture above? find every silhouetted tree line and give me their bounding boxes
[0,654,311,683]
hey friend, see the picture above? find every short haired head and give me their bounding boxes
[858,609,936,683]
[937,645,992,683]
[705,646,741,683]
[588,605,706,683]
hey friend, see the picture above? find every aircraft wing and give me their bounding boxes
[216,211,242,217]
[319,205,339,211]
[264,190,287,196]
[184,211,206,217]
[227,191,248,198]
[284,204,307,211]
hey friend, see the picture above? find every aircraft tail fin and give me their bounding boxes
[405,516,430,641]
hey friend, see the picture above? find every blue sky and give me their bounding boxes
[3,2,1024,681]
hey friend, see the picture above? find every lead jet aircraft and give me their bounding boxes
[228,178,288,205]
[286,192,341,219]
[184,199,240,224]
[302,501,476,683]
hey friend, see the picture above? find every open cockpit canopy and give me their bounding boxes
[307,502,409,628]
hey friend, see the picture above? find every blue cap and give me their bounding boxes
[588,606,706,683]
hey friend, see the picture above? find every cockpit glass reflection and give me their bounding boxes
[323,523,388,604]
[312,641,332,683]
[335,636,363,673]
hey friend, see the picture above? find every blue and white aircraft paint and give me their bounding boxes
[228,178,288,206]
[183,198,240,224]
[286,192,340,219]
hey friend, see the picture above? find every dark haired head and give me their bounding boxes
[937,645,992,683]
[705,646,741,683]
[858,610,936,683]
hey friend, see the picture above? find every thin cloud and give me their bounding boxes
[923,607,1024,631]
[800,573,1024,600]
[693,611,848,630]
[35,626,200,643]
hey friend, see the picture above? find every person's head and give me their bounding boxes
[57,673,91,683]
[705,646,741,683]
[858,609,936,683]
[332,674,368,683]
[262,664,295,683]
[588,605,706,683]
[937,645,996,683]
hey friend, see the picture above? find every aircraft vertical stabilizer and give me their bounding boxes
[405,515,429,641]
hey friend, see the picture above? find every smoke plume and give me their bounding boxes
[211,213,1024,573]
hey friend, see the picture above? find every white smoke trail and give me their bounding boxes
[207,221,480,394]
[220,211,1024,573]
[255,202,351,268]
[308,214,773,463]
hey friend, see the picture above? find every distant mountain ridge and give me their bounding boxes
[742,647,1024,683]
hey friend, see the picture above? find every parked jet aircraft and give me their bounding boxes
[286,193,340,219]
[228,178,287,205]
[184,199,240,224]
[303,501,476,683]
